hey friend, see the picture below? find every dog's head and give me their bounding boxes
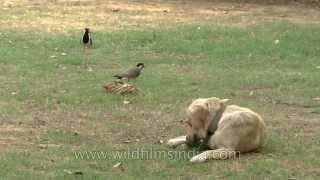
[184,97,229,147]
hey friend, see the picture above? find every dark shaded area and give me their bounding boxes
[192,0,320,6]
[227,0,319,5]
[131,0,320,7]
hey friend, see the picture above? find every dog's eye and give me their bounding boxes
[185,120,192,127]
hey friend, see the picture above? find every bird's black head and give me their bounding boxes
[84,28,90,33]
[136,63,145,68]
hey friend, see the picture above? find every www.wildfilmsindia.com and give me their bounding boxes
[73,148,239,160]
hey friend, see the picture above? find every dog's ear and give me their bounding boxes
[189,104,209,122]
[220,99,230,105]
[184,119,192,127]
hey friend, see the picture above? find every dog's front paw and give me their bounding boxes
[190,153,207,163]
[167,136,187,148]
[167,139,179,148]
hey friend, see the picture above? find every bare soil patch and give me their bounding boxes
[1,0,320,32]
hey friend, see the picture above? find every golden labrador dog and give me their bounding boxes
[167,97,266,163]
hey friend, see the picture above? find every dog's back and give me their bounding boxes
[210,105,266,152]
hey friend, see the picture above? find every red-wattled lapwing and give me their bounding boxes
[81,28,93,69]
[82,28,92,48]
[114,63,145,81]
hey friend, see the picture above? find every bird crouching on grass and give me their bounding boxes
[113,63,145,81]
[82,28,92,48]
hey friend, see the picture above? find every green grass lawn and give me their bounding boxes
[1,22,320,179]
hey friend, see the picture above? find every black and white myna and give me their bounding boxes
[82,28,92,47]
[114,63,145,80]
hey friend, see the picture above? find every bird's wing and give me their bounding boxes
[117,67,139,78]
[125,67,140,78]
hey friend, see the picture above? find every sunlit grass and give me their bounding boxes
[0,22,320,179]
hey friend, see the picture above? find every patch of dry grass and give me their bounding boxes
[1,0,320,33]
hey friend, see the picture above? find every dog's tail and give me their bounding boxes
[190,148,239,163]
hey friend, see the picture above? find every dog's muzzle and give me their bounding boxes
[186,134,203,147]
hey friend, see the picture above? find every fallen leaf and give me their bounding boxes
[123,100,130,105]
[288,178,297,180]
[113,162,122,168]
[63,169,73,174]
[38,144,48,149]
[39,143,61,149]
[249,91,254,96]
[111,8,120,12]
